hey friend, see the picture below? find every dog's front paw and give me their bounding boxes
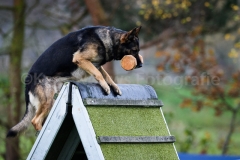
[100,81,111,95]
[111,84,122,95]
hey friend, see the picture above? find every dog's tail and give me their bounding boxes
[6,103,35,137]
[7,77,35,137]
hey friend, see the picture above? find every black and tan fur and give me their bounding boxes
[7,26,142,137]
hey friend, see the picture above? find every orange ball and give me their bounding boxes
[121,55,137,71]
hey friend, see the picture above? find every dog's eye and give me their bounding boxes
[132,48,139,52]
[133,49,139,52]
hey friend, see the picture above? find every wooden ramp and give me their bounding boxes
[27,82,179,160]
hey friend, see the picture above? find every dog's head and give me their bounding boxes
[115,26,143,69]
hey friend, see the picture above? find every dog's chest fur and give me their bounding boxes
[70,68,90,80]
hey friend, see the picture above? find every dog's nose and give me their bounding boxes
[136,63,142,68]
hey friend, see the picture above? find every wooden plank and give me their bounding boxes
[27,83,69,160]
[72,86,105,160]
[84,98,163,107]
[98,136,176,143]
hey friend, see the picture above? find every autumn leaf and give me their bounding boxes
[228,88,240,97]
[196,100,203,111]
[180,98,192,108]
[232,71,240,81]
[208,48,214,55]
[224,33,231,40]
[173,52,181,61]
[234,42,240,48]
[228,49,238,58]
[214,107,222,116]
[157,64,165,71]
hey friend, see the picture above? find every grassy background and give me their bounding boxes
[154,84,240,155]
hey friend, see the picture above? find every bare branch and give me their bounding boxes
[0,53,9,56]
[0,5,15,11]
[0,26,13,38]
[218,93,234,111]
[25,0,40,16]
[222,109,238,154]
[140,29,173,50]
[26,22,60,30]
[65,8,88,28]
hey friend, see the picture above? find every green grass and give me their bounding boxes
[153,84,240,155]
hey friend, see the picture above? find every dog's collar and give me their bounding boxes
[98,29,115,62]
[105,48,113,62]
[111,45,119,60]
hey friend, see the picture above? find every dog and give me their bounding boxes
[7,26,142,137]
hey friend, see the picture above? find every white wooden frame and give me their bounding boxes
[27,83,104,160]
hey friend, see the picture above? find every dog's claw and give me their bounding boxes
[115,88,122,95]
[105,88,110,95]
[111,84,122,95]
[118,90,122,95]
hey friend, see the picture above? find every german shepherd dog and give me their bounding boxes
[7,26,142,137]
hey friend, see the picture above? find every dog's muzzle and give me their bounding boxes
[136,63,142,68]
[136,54,143,68]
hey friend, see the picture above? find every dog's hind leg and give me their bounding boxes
[31,105,43,131]
[31,82,55,131]
[32,101,52,131]
[99,66,122,95]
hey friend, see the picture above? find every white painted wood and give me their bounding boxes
[27,83,69,160]
[71,86,105,160]
[160,108,180,160]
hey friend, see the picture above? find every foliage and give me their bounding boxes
[139,0,240,155]
[0,76,9,159]
[155,85,240,155]
[139,0,239,40]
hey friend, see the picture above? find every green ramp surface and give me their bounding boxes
[87,106,178,160]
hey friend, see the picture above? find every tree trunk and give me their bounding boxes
[83,0,108,26]
[84,0,115,79]
[6,0,25,159]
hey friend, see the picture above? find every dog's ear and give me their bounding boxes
[133,26,141,37]
[120,26,141,43]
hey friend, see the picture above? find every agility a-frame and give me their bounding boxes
[27,82,179,160]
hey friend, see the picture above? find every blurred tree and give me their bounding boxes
[0,0,25,159]
[139,0,240,155]
[0,0,132,158]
